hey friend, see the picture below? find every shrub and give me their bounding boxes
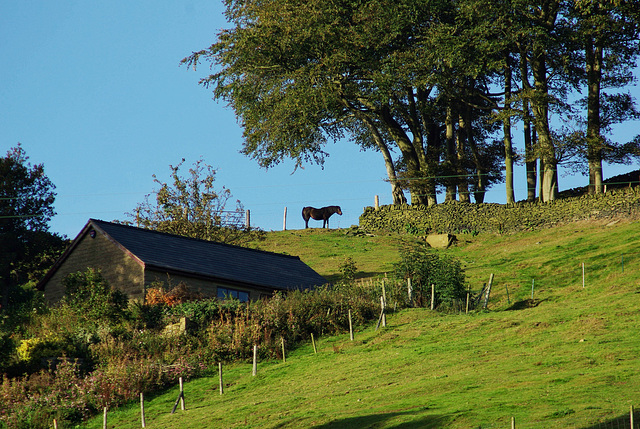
[61,268,128,322]
[145,282,203,307]
[338,257,358,281]
[129,301,166,330]
[16,337,58,365]
[0,332,16,374]
[393,243,467,310]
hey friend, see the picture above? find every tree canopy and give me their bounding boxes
[0,144,66,312]
[127,158,264,245]
[184,0,640,204]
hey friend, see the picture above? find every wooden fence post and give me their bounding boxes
[348,309,354,341]
[140,393,146,428]
[483,274,494,309]
[430,284,435,310]
[531,279,535,299]
[466,292,469,314]
[103,407,108,429]
[407,278,413,306]
[281,337,286,363]
[219,362,224,395]
[53,419,58,429]
[180,377,185,410]
[311,333,317,353]
[375,195,380,210]
[171,379,186,414]
[380,296,386,327]
[283,207,287,231]
[511,416,515,429]
[252,345,257,376]
[582,262,585,288]
[631,405,635,429]
[381,279,387,308]
[245,209,250,229]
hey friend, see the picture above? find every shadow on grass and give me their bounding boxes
[505,298,548,311]
[310,409,451,429]
[580,411,637,429]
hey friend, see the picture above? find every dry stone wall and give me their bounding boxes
[359,187,640,234]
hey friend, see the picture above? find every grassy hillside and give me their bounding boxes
[83,220,640,428]
[247,227,412,283]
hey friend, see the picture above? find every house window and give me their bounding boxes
[217,287,250,302]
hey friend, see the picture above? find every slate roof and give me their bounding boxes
[44,219,327,292]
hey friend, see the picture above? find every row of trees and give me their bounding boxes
[183,0,640,204]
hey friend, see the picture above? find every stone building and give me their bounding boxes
[39,219,327,303]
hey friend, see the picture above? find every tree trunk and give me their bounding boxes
[444,103,457,202]
[525,122,537,201]
[530,50,558,202]
[418,87,439,206]
[457,113,470,203]
[424,119,440,206]
[380,106,428,205]
[360,115,408,205]
[520,46,537,202]
[586,37,604,194]
[463,105,486,203]
[503,54,515,204]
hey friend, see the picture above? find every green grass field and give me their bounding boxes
[83,219,640,428]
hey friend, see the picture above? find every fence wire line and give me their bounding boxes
[3,180,638,221]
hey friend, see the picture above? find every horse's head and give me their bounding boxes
[335,206,342,215]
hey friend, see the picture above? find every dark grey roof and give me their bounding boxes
[89,219,327,291]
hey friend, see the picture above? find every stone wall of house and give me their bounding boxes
[359,187,640,235]
[144,268,269,301]
[44,229,145,303]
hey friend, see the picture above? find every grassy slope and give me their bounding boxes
[84,220,640,428]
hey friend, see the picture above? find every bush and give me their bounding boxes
[145,282,203,307]
[16,337,60,366]
[128,301,166,330]
[61,268,128,322]
[393,243,467,310]
[338,257,358,282]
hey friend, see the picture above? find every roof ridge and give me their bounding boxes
[89,218,302,261]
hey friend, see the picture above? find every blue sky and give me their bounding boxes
[2,2,639,239]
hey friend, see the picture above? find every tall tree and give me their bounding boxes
[522,0,563,201]
[572,0,640,193]
[184,0,507,207]
[503,53,516,203]
[0,145,59,310]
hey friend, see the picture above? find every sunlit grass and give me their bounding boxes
[83,219,640,428]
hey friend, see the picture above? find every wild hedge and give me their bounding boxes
[359,187,640,235]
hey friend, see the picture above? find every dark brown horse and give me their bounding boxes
[302,206,342,228]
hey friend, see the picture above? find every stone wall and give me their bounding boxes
[359,187,640,234]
